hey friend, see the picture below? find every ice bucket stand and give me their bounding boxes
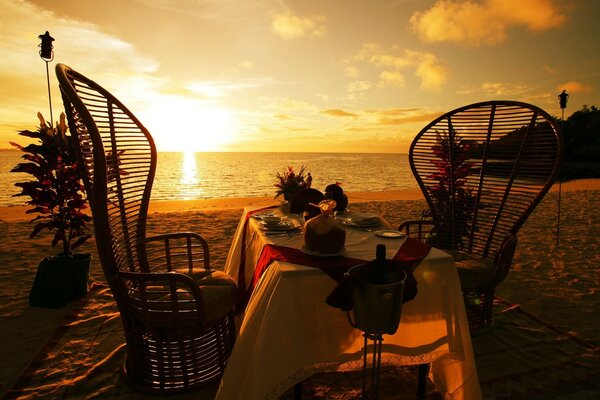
[347,265,407,400]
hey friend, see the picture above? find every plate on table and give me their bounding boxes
[373,230,406,239]
[300,245,347,257]
[252,213,277,220]
[259,220,299,231]
[337,213,381,227]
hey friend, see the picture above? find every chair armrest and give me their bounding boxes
[145,232,210,273]
[492,234,518,285]
[119,270,211,330]
[397,219,436,242]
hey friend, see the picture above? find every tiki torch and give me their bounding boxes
[38,31,55,126]
[556,90,568,246]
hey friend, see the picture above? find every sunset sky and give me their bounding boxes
[1,0,599,153]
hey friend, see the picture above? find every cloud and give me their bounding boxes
[456,81,531,96]
[543,64,556,75]
[262,98,317,111]
[185,78,270,98]
[410,0,565,47]
[556,81,592,94]
[0,0,164,145]
[321,109,358,118]
[0,1,158,79]
[353,44,447,91]
[480,82,530,96]
[133,0,278,23]
[345,65,360,78]
[365,108,443,125]
[379,71,405,87]
[347,80,372,92]
[271,11,326,40]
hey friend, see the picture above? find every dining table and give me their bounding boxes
[214,206,482,400]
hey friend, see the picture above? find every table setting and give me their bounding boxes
[215,170,482,400]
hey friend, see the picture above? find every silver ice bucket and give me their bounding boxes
[348,265,406,335]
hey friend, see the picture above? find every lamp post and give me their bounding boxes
[38,31,55,127]
[556,90,568,246]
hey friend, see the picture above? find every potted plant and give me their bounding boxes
[273,165,312,212]
[10,112,92,308]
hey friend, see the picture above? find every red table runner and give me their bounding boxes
[237,237,431,313]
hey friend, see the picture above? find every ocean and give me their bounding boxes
[1,150,417,207]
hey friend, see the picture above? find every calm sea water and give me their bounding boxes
[1,150,416,207]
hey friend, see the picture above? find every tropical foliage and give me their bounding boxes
[427,129,476,250]
[10,113,92,255]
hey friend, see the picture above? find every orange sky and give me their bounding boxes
[1,0,598,152]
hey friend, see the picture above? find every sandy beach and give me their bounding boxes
[1,180,599,399]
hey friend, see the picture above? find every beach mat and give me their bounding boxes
[3,290,599,400]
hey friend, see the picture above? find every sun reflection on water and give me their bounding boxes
[178,151,205,199]
[182,151,197,185]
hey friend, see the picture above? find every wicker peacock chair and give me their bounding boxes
[399,100,562,331]
[56,64,237,393]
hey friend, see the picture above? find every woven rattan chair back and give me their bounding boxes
[409,100,561,329]
[56,64,235,393]
[55,67,153,278]
[411,100,561,258]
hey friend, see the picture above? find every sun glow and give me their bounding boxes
[139,97,238,152]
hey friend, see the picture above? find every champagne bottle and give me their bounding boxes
[372,244,387,284]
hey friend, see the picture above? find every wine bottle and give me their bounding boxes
[372,244,387,284]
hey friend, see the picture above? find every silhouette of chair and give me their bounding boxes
[56,64,237,393]
[399,100,562,331]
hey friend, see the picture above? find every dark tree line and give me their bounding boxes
[557,105,600,180]
[561,105,600,163]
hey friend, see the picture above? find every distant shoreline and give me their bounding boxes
[2,179,599,221]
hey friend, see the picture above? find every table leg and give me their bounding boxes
[417,363,430,399]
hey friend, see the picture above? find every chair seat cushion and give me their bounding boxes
[188,270,237,323]
[448,251,497,290]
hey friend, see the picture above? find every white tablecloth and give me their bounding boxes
[215,207,482,400]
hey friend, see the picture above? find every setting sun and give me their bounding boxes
[139,99,237,152]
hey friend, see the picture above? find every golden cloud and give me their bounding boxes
[366,108,443,125]
[263,98,318,111]
[480,82,530,96]
[556,81,592,94]
[410,0,565,47]
[457,82,531,96]
[271,12,326,40]
[345,65,360,78]
[379,71,405,87]
[353,44,447,91]
[347,80,372,92]
[321,109,359,118]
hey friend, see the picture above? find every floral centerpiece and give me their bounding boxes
[10,112,93,308]
[274,165,312,201]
